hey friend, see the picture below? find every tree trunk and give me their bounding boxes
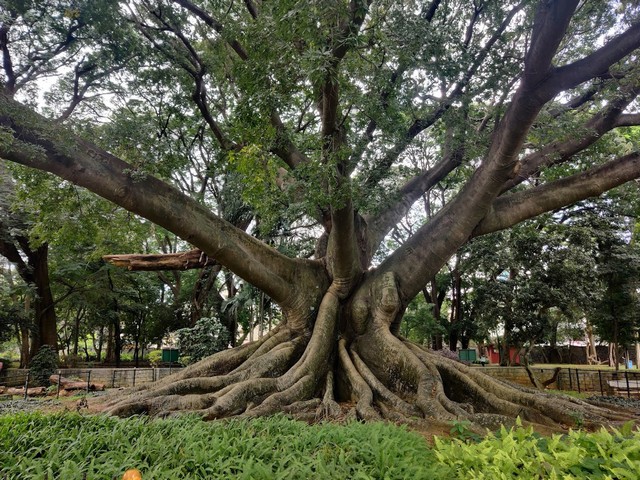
[28,244,58,358]
[19,323,30,369]
[3,0,639,432]
[106,271,637,430]
[586,323,598,365]
[448,263,462,351]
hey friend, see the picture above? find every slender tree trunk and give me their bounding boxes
[106,323,115,364]
[586,322,598,365]
[448,263,462,351]
[72,309,83,356]
[19,323,29,368]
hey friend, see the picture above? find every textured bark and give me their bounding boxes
[105,272,638,431]
[103,249,214,271]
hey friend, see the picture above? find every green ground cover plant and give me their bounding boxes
[0,413,441,479]
[1,413,639,479]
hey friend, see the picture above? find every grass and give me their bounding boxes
[2,413,640,479]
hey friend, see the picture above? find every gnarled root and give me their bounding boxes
[106,280,638,433]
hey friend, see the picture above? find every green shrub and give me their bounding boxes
[147,350,162,367]
[176,317,229,364]
[28,346,58,387]
[433,419,640,479]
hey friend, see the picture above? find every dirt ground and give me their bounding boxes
[2,388,638,445]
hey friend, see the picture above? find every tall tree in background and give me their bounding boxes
[1,0,640,428]
[0,166,57,364]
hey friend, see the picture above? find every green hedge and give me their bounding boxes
[1,413,639,479]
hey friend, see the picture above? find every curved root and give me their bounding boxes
[105,303,638,434]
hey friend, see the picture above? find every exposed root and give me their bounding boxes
[317,370,342,419]
[408,342,637,428]
[337,338,379,420]
[105,283,638,435]
[349,348,421,417]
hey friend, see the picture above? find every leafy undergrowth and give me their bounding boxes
[1,413,639,479]
[437,419,640,479]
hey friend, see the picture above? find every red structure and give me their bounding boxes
[486,345,520,365]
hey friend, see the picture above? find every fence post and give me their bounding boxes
[86,370,92,394]
[598,370,603,396]
[568,368,573,390]
[112,369,116,388]
[576,369,581,393]
[56,371,62,399]
[23,371,30,400]
[133,368,137,387]
[625,370,631,399]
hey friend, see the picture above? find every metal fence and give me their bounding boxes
[0,367,182,399]
[554,367,640,398]
[499,366,640,398]
[2,365,640,399]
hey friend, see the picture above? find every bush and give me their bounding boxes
[28,346,58,387]
[147,350,162,367]
[59,354,82,368]
[176,317,229,364]
[433,419,640,479]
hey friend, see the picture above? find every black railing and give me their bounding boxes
[542,367,640,398]
[0,367,182,398]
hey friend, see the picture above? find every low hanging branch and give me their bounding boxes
[103,249,214,271]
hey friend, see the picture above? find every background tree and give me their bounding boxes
[466,218,602,365]
[588,213,640,370]
[1,0,640,429]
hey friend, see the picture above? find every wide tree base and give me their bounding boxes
[105,322,638,434]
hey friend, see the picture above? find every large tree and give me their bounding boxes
[1,0,640,428]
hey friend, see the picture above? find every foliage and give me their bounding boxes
[400,295,445,346]
[176,317,230,365]
[464,217,602,351]
[147,350,163,367]
[0,413,443,479]
[587,213,640,350]
[434,421,640,479]
[27,346,58,387]
[2,413,640,479]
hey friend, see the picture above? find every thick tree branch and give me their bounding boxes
[103,249,214,271]
[0,93,312,304]
[363,149,463,263]
[503,83,640,191]
[373,0,582,302]
[473,151,640,237]
[0,227,30,281]
[524,0,580,85]
[616,112,640,127]
[545,22,640,96]
[0,16,17,95]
